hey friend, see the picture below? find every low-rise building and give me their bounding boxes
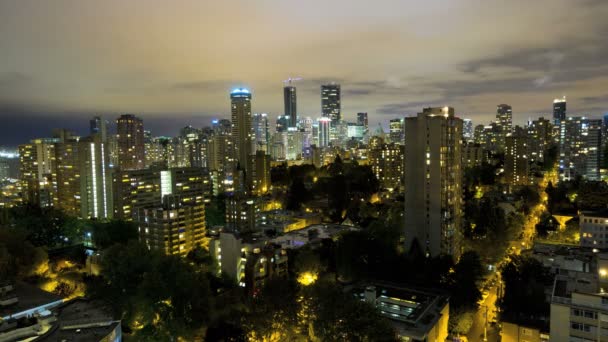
[501,321,549,342]
[135,195,206,256]
[210,231,288,293]
[352,283,449,342]
[580,209,608,250]
[549,271,607,341]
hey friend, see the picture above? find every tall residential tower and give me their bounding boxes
[404,107,463,259]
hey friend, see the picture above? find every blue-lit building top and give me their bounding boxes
[230,88,251,98]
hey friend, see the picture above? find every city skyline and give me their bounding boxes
[1,0,608,146]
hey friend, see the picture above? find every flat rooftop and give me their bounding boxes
[350,282,448,338]
[553,272,599,300]
[0,281,63,319]
[38,299,120,341]
[581,209,608,219]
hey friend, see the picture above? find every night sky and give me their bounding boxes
[1,0,608,146]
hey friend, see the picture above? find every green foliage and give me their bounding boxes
[91,219,138,250]
[540,144,558,172]
[87,241,212,338]
[500,255,552,319]
[286,178,311,211]
[8,204,71,247]
[206,194,226,227]
[464,163,500,189]
[449,251,483,310]
[241,278,300,340]
[304,281,397,342]
[514,185,541,215]
[0,228,48,280]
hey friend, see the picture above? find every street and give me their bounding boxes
[466,169,557,341]
[467,278,500,341]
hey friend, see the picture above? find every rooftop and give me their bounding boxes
[0,281,63,319]
[552,271,599,300]
[581,209,608,219]
[350,282,448,338]
[37,299,120,342]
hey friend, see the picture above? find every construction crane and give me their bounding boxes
[283,77,302,85]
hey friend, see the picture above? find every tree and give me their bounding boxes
[285,178,310,211]
[305,281,397,342]
[206,194,226,227]
[0,228,48,280]
[9,204,69,247]
[91,219,138,250]
[88,241,212,338]
[449,251,483,310]
[500,255,552,319]
[241,278,299,341]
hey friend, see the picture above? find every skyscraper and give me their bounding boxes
[19,138,57,207]
[553,96,567,126]
[136,195,206,256]
[560,117,588,181]
[284,85,297,128]
[321,83,341,125]
[357,112,368,128]
[317,117,331,148]
[496,104,513,149]
[79,134,113,219]
[585,119,602,181]
[462,119,473,142]
[116,114,145,170]
[527,117,553,162]
[404,107,462,259]
[368,137,404,191]
[90,116,108,142]
[252,113,269,152]
[356,112,368,137]
[389,118,404,144]
[53,133,113,219]
[504,126,529,187]
[230,88,254,173]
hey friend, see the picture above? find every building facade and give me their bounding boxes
[404,107,463,259]
[116,114,145,170]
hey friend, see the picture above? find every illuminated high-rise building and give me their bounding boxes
[527,117,553,162]
[496,104,513,149]
[553,96,567,126]
[230,88,254,173]
[404,107,462,259]
[18,138,58,207]
[135,195,206,256]
[116,114,145,170]
[284,85,297,128]
[321,83,341,125]
[462,119,473,142]
[79,134,113,219]
[90,116,108,142]
[317,117,331,148]
[54,133,113,219]
[504,126,529,187]
[559,117,588,181]
[462,143,486,168]
[286,128,303,160]
[252,150,271,195]
[357,112,368,128]
[113,167,207,220]
[54,136,81,217]
[300,117,314,148]
[368,137,404,191]
[585,119,602,181]
[252,113,269,152]
[389,118,404,144]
